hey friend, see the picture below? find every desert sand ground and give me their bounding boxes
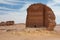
[0,24,60,40]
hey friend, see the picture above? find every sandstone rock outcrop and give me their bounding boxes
[0,21,14,26]
[6,21,14,26]
[0,22,6,26]
[26,3,56,31]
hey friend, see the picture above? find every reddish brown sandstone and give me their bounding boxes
[26,3,56,30]
[6,21,14,26]
[0,21,14,26]
[0,22,6,26]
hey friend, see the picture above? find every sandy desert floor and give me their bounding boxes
[0,24,60,40]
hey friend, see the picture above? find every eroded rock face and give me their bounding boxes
[26,3,56,31]
[45,5,56,31]
[0,22,6,26]
[6,21,14,26]
[0,21,14,26]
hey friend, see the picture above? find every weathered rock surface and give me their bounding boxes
[26,3,56,31]
[0,21,14,26]
[6,21,14,26]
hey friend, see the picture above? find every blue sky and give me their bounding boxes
[0,0,60,24]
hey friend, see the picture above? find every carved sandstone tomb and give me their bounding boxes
[26,3,56,30]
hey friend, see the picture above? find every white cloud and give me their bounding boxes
[0,0,20,5]
[0,3,31,24]
[0,7,17,11]
[0,10,26,23]
[0,0,34,24]
[0,12,25,24]
[53,0,60,4]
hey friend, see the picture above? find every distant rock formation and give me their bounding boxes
[0,22,6,26]
[0,21,14,26]
[26,3,56,31]
[6,21,14,26]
